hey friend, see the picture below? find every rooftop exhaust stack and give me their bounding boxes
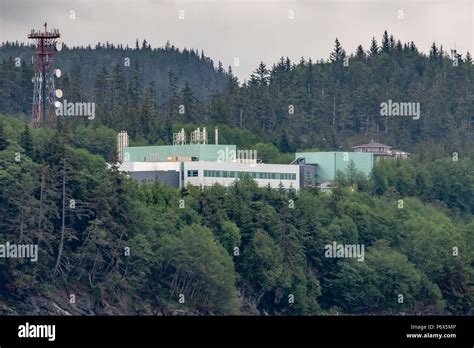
[117,130,129,162]
[173,128,186,145]
[190,127,209,144]
[215,127,218,145]
[202,127,208,144]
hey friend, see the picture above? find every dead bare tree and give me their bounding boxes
[54,159,67,275]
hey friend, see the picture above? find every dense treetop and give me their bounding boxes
[1,32,473,159]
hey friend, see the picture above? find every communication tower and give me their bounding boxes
[28,23,60,127]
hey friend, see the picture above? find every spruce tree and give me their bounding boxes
[381,30,390,53]
[181,81,197,122]
[19,124,33,155]
[369,37,379,56]
[253,62,270,86]
[330,38,346,62]
[355,45,366,60]
[0,122,7,151]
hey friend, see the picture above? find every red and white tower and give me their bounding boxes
[28,23,60,128]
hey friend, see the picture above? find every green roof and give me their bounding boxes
[123,144,237,162]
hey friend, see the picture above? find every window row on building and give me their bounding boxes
[201,170,296,181]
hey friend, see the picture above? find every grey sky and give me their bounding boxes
[0,0,472,81]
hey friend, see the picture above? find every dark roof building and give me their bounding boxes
[352,139,410,160]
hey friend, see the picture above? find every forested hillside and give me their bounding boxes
[211,33,474,157]
[0,31,473,315]
[0,39,229,113]
[0,115,472,315]
[1,31,473,157]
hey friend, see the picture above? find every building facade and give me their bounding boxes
[352,139,410,160]
[294,151,374,190]
[117,130,385,192]
[119,160,301,190]
[295,151,374,181]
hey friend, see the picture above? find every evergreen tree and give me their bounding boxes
[69,64,83,101]
[355,45,366,60]
[0,121,7,151]
[180,80,197,122]
[429,42,439,60]
[19,123,33,155]
[253,62,270,86]
[140,81,157,137]
[94,66,110,125]
[381,30,390,53]
[226,66,239,93]
[389,34,396,50]
[369,37,379,56]
[330,38,346,62]
[129,61,141,108]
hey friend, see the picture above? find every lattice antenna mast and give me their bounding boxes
[28,23,60,128]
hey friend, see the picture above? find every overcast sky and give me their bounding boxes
[0,0,472,81]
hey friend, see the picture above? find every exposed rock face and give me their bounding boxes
[0,285,141,315]
[0,286,201,316]
[0,285,258,316]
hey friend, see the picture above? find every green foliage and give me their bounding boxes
[241,229,284,291]
[0,121,7,151]
[156,224,240,314]
[326,241,445,314]
[70,125,117,162]
[0,41,228,115]
[0,114,472,315]
[370,158,474,215]
[19,124,33,155]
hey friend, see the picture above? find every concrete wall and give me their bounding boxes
[128,171,180,187]
[119,160,300,189]
[184,161,300,190]
[119,162,181,187]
